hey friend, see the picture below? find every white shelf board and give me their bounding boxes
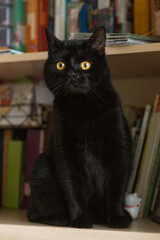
[0,42,160,64]
[0,209,159,240]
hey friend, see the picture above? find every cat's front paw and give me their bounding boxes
[108,211,132,228]
[71,213,92,228]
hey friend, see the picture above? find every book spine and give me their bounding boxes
[0,130,3,207]
[22,130,41,208]
[151,175,160,223]
[48,0,54,32]
[138,96,160,216]
[151,170,160,211]
[38,0,49,51]
[5,140,24,209]
[26,0,38,52]
[135,95,159,192]
[143,138,160,217]
[12,0,26,52]
[1,130,12,207]
[127,104,151,193]
[42,0,49,50]
[150,0,160,36]
[54,0,66,40]
[134,0,150,35]
[117,0,132,33]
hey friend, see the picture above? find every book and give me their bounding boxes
[151,175,160,223]
[0,48,23,55]
[137,96,160,216]
[143,138,160,217]
[22,129,42,208]
[150,0,160,36]
[92,6,115,33]
[48,0,55,33]
[12,0,26,52]
[1,129,12,207]
[26,0,38,52]
[127,104,152,193]
[5,140,24,208]
[117,0,133,33]
[0,130,3,206]
[0,3,12,47]
[67,1,79,40]
[70,32,160,46]
[151,170,160,211]
[78,2,87,33]
[38,0,48,51]
[134,0,150,35]
[54,0,66,40]
[135,95,159,192]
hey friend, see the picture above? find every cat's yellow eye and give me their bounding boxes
[56,62,65,70]
[81,61,90,70]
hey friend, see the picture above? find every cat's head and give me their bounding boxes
[44,27,110,97]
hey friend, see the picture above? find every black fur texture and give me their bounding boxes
[27,27,132,228]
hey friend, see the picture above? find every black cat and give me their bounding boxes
[27,27,132,228]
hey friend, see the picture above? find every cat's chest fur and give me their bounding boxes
[82,139,105,198]
[64,111,106,197]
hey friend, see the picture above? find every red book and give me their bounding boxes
[38,0,48,51]
[21,129,42,208]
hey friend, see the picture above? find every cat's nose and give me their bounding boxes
[67,71,76,79]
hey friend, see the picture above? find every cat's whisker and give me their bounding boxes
[88,89,103,110]
[91,86,107,102]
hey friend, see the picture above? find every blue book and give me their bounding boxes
[78,3,87,32]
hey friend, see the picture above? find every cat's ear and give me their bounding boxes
[87,26,106,55]
[45,28,62,52]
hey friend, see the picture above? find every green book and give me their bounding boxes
[5,140,24,208]
[143,138,160,217]
[12,0,26,52]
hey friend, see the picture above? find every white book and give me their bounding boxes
[98,0,110,9]
[127,105,152,193]
[138,98,160,216]
[54,0,66,40]
[117,0,133,33]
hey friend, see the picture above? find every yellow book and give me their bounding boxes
[134,0,150,35]
[135,95,159,192]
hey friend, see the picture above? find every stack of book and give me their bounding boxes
[70,32,160,46]
[126,95,160,221]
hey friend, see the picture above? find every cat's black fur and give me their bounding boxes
[27,27,132,228]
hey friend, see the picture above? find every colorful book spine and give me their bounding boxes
[12,0,26,52]
[5,140,24,209]
[134,0,150,35]
[22,129,41,208]
[26,0,38,52]
[2,130,12,207]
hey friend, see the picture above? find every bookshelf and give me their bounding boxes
[0,43,160,239]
